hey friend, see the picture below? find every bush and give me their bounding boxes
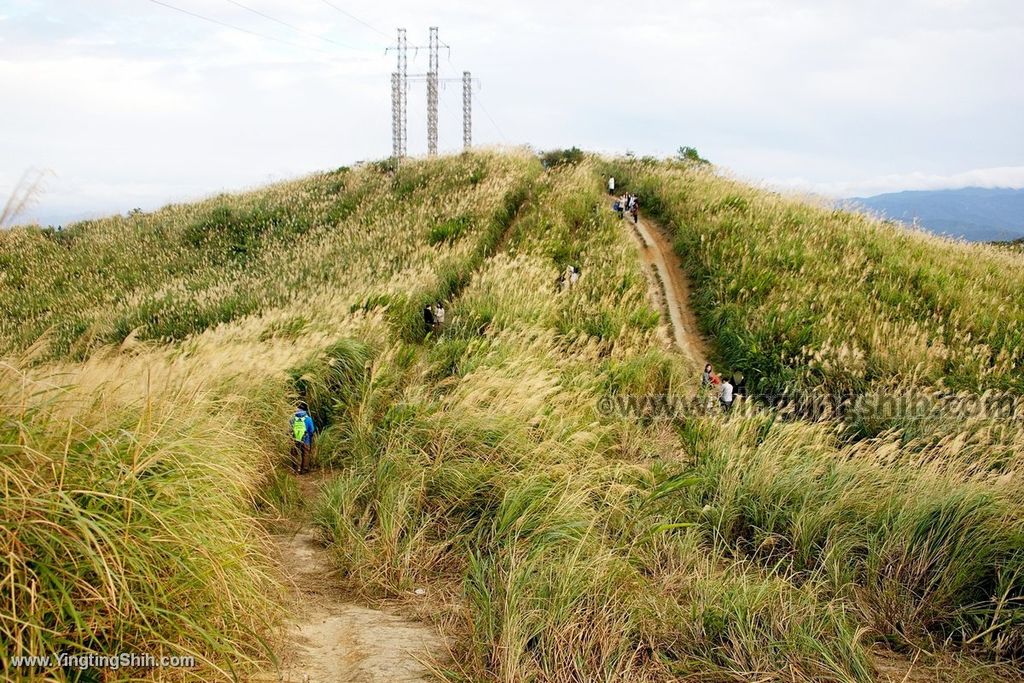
[676,146,710,165]
[540,147,585,169]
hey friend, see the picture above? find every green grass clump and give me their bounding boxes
[680,414,1024,658]
[0,363,281,680]
[429,215,473,245]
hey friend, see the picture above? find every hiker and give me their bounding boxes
[613,199,624,219]
[630,197,639,224]
[719,377,734,414]
[561,265,575,291]
[703,365,722,411]
[433,302,446,332]
[423,303,435,333]
[700,363,714,410]
[569,266,580,287]
[608,176,615,194]
[290,401,316,474]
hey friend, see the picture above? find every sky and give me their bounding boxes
[1,0,1023,225]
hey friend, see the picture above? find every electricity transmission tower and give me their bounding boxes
[391,72,401,159]
[427,27,439,156]
[387,28,408,161]
[388,27,474,159]
[462,71,472,150]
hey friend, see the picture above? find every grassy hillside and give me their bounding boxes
[614,159,1024,469]
[609,156,1024,669]
[2,151,1021,681]
[0,152,540,679]
[0,155,532,359]
[613,160,1024,398]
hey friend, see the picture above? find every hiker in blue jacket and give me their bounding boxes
[290,401,316,474]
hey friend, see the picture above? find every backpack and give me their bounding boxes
[291,415,307,442]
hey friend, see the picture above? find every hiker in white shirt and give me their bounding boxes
[433,302,446,331]
[719,378,734,414]
[561,265,575,291]
[608,176,615,194]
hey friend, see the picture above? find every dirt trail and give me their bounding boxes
[621,203,945,683]
[623,207,709,370]
[252,476,443,683]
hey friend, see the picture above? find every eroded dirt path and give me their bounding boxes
[623,208,709,370]
[252,476,443,683]
[620,203,961,683]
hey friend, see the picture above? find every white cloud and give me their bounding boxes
[2,0,1023,221]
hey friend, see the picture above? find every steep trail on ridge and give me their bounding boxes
[622,205,709,370]
[618,194,948,683]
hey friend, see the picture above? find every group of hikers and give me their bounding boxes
[700,363,744,414]
[288,302,449,474]
[289,361,744,472]
[285,175,740,473]
[608,177,640,224]
[422,301,447,333]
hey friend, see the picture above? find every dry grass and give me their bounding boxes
[2,150,1020,681]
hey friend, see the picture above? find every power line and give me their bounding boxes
[438,92,461,149]
[441,50,504,144]
[319,0,389,39]
[476,93,507,142]
[146,0,332,54]
[221,0,359,50]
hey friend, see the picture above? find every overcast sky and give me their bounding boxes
[2,0,1023,225]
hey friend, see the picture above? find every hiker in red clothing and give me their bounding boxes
[700,364,721,411]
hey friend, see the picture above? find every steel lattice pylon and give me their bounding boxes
[390,72,401,159]
[387,27,474,158]
[427,27,439,157]
[398,28,408,159]
[462,71,472,150]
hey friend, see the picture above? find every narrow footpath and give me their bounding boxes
[252,476,443,683]
[623,207,709,370]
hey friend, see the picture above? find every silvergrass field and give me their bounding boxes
[1,150,1022,681]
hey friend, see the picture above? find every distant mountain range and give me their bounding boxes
[848,187,1024,243]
